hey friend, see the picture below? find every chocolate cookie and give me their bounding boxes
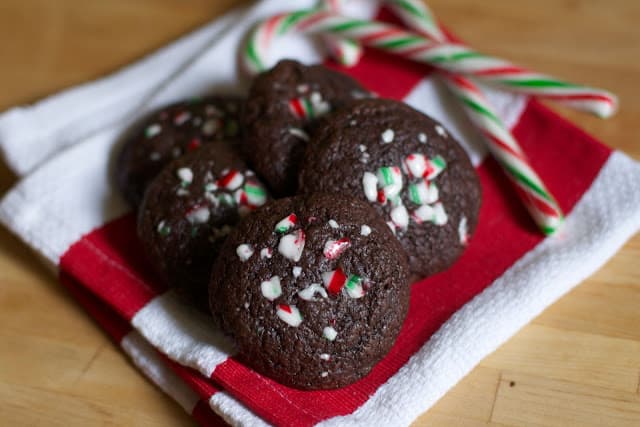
[299,98,481,278]
[138,142,269,309]
[209,193,410,389]
[117,96,243,207]
[241,60,369,196]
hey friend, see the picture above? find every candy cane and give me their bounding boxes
[326,0,564,234]
[243,8,617,118]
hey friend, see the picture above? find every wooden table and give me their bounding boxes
[1,1,638,425]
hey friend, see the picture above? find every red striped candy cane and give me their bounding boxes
[243,8,617,118]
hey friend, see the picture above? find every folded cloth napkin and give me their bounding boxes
[1,1,640,426]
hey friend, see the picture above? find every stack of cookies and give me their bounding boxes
[116,60,481,390]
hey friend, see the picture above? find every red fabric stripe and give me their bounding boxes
[192,400,228,427]
[59,273,228,426]
[60,214,164,320]
[59,272,132,343]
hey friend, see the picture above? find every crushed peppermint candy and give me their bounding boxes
[278,229,305,262]
[320,353,331,361]
[435,124,447,137]
[260,248,273,259]
[260,276,282,301]
[321,372,329,378]
[275,214,297,234]
[381,129,395,144]
[157,220,171,236]
[377,166,403,198]
[418,132,427,143]
[185,205,210,224]
[174,111,191,126]
[458,215,469,245]
[322,268,365,298]
[409,180,439,205]
[217,169,244,190]
[176,167,193,185]
[298,283,328,301]
[362,172,378,202]
[328,219,339,229]
[323,326,338,341]
[145,124,161,139]
[292,266,302,278]
[288,128,309,141]
[390,205,409,229]
[412,202,448,225]
[276,304,302,327]
[323,238,351,260]
[202,119,220,136]
[360,225,372,236]
[236,244,254,262]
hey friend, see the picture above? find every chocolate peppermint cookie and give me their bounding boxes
[299,98,481,278]
[138,142,269,310]
[209,193,409,389]
[117,96,243,207]
[241,60,369,196]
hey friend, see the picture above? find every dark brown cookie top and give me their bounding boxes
[209,193,410,390]
[117,96,243,208]
[240,60,369,196]
[138,142,269,310]
[299,98,481,278]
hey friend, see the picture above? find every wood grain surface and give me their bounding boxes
[1,1,638,425]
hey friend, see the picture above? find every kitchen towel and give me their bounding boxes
[1,1,639,426]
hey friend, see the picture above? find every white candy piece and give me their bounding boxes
[202,119,219,136]
[176,167,193,184]
[432,202,448,225]
[458,215,469,245]
[404,153,428,178]
[320,353,331,361]
[362,172,378,202]
[418,132,427,143]
[409,180,439,205]
[360,225,372,236]
[260,248,273,259]
[323,326,338,341]
[186,206,210,224]
[377,167,403,198]
[278,230,305,262]
[236,244,254,262]
[276,305,302,327]
[298,283,328,301]
[289,127,309,141]
[381,129,395,143]
[435,124,447,137]
[390,205,409,229]
[292,266,302,278]
[260,276,282,301]
[328,219,339,229]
